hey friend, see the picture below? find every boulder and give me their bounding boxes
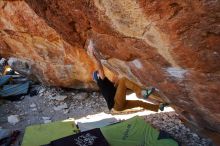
[0,1,96,89]
[0,0,219,141]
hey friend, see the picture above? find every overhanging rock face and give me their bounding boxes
[0,1,96,89]
[0,0,220,136]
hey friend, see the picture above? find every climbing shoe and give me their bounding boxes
[143,87,155,99]
[159,103,169,111]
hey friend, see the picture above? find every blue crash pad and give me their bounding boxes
[0,82,29,97]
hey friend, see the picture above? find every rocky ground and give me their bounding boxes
[0,85,213,146]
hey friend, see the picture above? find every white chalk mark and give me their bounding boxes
[166,67,187,79]
[131,59,142,69]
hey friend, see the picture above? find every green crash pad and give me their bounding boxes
[100,116,178,146]
[22,119,79,146]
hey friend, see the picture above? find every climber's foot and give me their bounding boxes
[159,103,169,111]
[142,87,155,99]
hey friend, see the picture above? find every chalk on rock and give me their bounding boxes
[7,115,20,125]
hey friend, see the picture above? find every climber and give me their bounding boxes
[87,40,168,112]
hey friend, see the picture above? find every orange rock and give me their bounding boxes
[0,1,96,89]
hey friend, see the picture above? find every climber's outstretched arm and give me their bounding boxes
[92,53,105,79]
[87,40,105,79]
